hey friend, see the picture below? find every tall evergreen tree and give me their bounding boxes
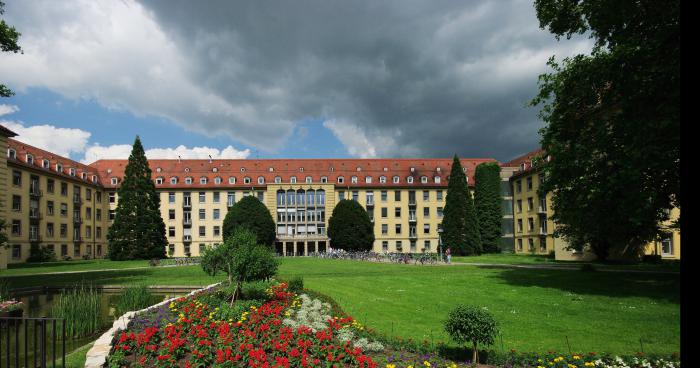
[474,162,502,253]
[441,155,481,256]
[107,136,167,260]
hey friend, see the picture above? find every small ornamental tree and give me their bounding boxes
[1,1,22,97]
[444,305,499,364]
[441,155,482,255]
[107,136,167,260]
[223,195,276,246]
[327,199,375,251]
[201,229,279,304]
[474,162,503,253]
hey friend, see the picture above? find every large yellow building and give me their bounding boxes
[502,149,681,261]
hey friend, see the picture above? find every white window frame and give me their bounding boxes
[200,177,208,185]
[111,178,118,185]
[170,177,178,184]
[185,177,193,185]
[380,176,387,183]
[258,176,265,184]
[155,177,164,185]
[42,159,50,169]
[229,177,236,184]
[392,176,400,184]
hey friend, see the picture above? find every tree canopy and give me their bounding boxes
[107,136,167,260]
[441,155,481,256]
[222,195,276,246]
[531,0,680,259]
[327,199,375,251]
[474,162,502,253]
[1,1,21,97]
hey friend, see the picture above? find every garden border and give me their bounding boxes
[83,282,222,368]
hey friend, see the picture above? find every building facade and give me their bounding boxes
[502,149,681,261]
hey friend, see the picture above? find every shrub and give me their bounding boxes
[444,305,498,364]
[241,281,273,301]
[642,254,663,264]
[27,244,55,262]
[288,276,304,294]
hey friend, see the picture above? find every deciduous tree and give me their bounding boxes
[222,195,276,246]
[327,199,374,251]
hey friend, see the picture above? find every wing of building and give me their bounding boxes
[0,127,679,268]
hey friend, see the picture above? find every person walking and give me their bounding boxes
[446,247,452,264]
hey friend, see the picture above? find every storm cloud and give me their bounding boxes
[2,0,591,160]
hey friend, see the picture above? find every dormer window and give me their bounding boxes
[392,176,400,184]
[351,176,358,184]
[185,177,193,185]
[243,177,251,184]
[275,176,282,184]
[329,167,334,172]
[214,177,222,184]
[356,167,362,172]
[434,176,441,184]
[155,177,164,185]
[81,172,87,180]
[383,167,388,172]
[290,176,297,184]
[69,168,76,176]
[200,177,208,185]
[212,167,218,173]
[410,167,415,173]
[380,176,387,184]
[257,176,265,184]
[111,177,118,185]
[92,175,98,183]
[7,148,16,159]
[56,164,63,173]
[299,167,304,172]
[42,159,50,169]
[321,176,328,183]
[520,163,526,170]
[337,176,344,184]
[305,176,312,184]
[365,176,372,184]
[421,176,428,183]
[26,154,34,165]
[269,167,274,172]
[170,177,178,184]
[407,176,414,184]
[156,167,162,173]
[228,177,236,184]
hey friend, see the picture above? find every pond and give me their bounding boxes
[1,288,185,366]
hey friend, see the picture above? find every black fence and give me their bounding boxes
[0,317,65,368]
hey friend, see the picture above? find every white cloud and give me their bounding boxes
[82,143,250,163]
[0,119,92,158]
[0,104,19,117]
[323,119,418,158]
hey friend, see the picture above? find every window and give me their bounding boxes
[517,219,523,233]
[243,177,251,184]
[11,220,21,235]
[381,224,388,235]
[86,188,92,201]
[56,163,63,173]
[339,191,345,201]
[527,177,533,191]
[379,176,387,184]
[42,159,50,169]
[61,182,68,196]
[306,176,312,184]
[169,177,177,185]
[337,176,344,184]
[393,176,400,184]
[26,154,34,165]
[47,201,54,216]
[156,177,163,185]
[60,203,68,217]
[423,207,429,218]
[214,226,221,237]
[185,177,193,185]
[169,209,176,220]
[661,238,673,256]
[407,176,414,184]
[528,218,534,231]
[213,192,220,203]
[395,207,401,218]
[352,191,359,201]
[96,191,102,203]
[214,177,222,184]
[381,191,387,201]
[199,244,206,255]
[423,190,429,201]
[213,209,220,220]
[321,176,328,183]
[395,224,402,235]
[351,176,358,184]
[381,207,387,218]
[199,177,207,185]
[436,190,443,201]
[527,197,534,211]
[199,209,206,220]
[96,227,102,239]
[199,192,206,203]
[437,207,444,218]
[74,244,80,257]
[528,238,534,251]
[11,195,21,211]
[516,180,522,193]
[421,176,428,184]
[434,176,441,184]
[11,245,21,260]
[274,176,282,184]
[516,200,522,213]
[396,240,402,251]
[12,170,21,186]
[423,224,430,234]
[394,190,401,201]
[365,176,372,183]
[60,224,67,238]
[169,192,176,204]
[109,193,116,203]
[517,239,523,251]
[229,177,236,184]
[7,148,16,159]
[258,176,265,184]
[382,241,388,251]
[96,209,102,221]
[424,240,431,251]
[199,226,206,237]
[47,179,55,193]
[227,192,236,207]
[169,227,176,237]
[290,176,297,184]
[111,177,118,185]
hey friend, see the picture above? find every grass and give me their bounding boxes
[116,284,158,316]
[63,342,93,368]
[277,258,680,355]
[452,253,680,272]
[50,283,102,338]
[2,259,150,276]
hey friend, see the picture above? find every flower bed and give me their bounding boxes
[106,283,378,367]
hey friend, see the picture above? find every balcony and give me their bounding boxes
[73,216,83,224]
[182,200,192,209]
[183,235,192,243]
[29,186,42,198]
[74,235,83,243]
[182,219,192,227]
[29,234,41,242]
[409,231,418,239]
[537,206,547,214]
[366,199,374,207]
[29,209,42,221]
[539,228,549,235]
[408,214,417,222]
[73,196,83,205]
[408,199,417,206]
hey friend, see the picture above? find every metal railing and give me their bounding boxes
[0,317,66,368]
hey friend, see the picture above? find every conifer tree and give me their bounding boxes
[107,136,167,260]
[441,155,481,255]
[474,162,502,253]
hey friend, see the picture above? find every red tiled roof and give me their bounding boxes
[89,157,497,189]
[501,148,546,171]
[0,125,18,137]
[7,138,104,186]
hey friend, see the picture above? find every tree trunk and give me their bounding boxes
[230,280,241,307]
[472,342,478,365]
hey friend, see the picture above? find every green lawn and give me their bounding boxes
[3,257,680,355]
[452,253,680,272]
[278,258,680,354]
[2,259,150,276]
[64,342,94,368]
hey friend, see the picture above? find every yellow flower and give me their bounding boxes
[386,364,396,368]
[423,361,431,367]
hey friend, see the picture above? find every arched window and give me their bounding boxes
[407,176,414,184]
[185,177,193,184]
[170,177,178,184]
[155,177,164,185]
[351,176,358,184]
[379,176,387,183]
[337,176,344,184]
[257,176,265,184]
[200,177,208,184]
[306,189,315,205]
[214,177,222,184]
[305,176,312,184]
[275,176,282,184]
[228,176,236,184]
[392,176,400,183]
[365,176,372,183]
[316,190,326,205]
[296,189,305,205]
[290,176,297,184]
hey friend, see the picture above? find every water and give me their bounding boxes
[1,289,183,367]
